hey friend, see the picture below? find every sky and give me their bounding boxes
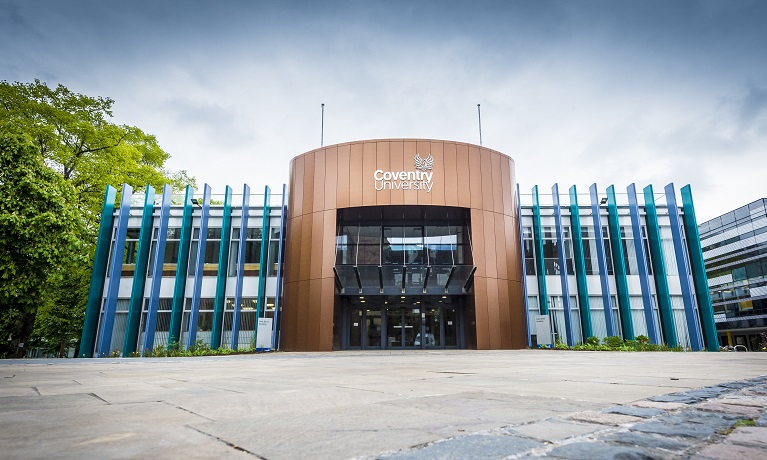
[1,0,766,221]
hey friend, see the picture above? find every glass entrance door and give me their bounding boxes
[421,307,440,348]
[344,296,464,350]
[386,307,422,348]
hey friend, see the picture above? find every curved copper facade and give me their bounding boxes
[282,139,525,351]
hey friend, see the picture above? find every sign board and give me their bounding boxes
[534,315,552,346]
[256,318,273,350]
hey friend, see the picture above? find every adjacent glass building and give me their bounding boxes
[699,198,767,350]
[79,139,719,357]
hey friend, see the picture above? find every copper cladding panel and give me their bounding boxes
[308,279,322,350]
[292,156,305,217]
[500,155,513,216]
[298,214,313,282]
[362,142,377,207]
[473,276,490,349]
[494,212,508,281]
[430,141,445,205]
[485,277,502,349]
[310,211,324,280]
[468,145,482,210]
[389,141,404,205]
[491,153,503,214]
[324,146,338,210]
[456,144,471,208]
[313,150,326,213]
[443,142,458,206]
[336,144,351,208]
[285,139,524,351]
[497,279,511,349]
[376,141,391,205]
[297,280,311,350]
[482,210,498,279]
[319,278,335,351]
[416,140,431,206]
[402,140,417,205]
[480,150,494,212]
[321,210,336,280]
[470,208,486,278]
[302,153,315,215]
[349,143,363,207]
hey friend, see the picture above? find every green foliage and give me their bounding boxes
[137,340,257,358]
[635,335,650,344]
[734,419,756,427]
[0,79,194,227]
[554,342,570,350]
[603,336,625,349]
[545,334,689,352]
[0,133,85,357]
[0,80,196,355]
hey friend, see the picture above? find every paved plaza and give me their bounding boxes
[1,350,766,459]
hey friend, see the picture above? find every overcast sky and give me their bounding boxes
[2,0,766,221]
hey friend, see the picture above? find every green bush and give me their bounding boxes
[603,336,624,349]
[586,336,600,346]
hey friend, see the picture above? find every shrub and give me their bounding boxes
[586,336,600,346]
[603,336,624,349]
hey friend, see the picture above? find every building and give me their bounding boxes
[699,198,767,350]
[79,139,718,357]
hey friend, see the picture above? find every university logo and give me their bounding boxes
[414,154,434,171]
[373,153,435,192]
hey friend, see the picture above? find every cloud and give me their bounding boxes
[2,0,766,220]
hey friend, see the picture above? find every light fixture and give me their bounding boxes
[191,198,202,207]
[600,197,608,205]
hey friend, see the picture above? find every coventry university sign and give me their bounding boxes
[373,154,435,192]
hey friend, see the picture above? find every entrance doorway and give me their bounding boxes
[343,296,464,349]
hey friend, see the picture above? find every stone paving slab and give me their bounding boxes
[726,426,767,447]
[693,401,764,418]
[546,442,659,459]
[568,411,645,426]
[692,443,767,459]
[630,411,739,439]
[601,431,691,451]
[602,405,664,418]
[381,434,543,459]
[505,419,605,442]
[631,400,688,411]
[0,351,766,459]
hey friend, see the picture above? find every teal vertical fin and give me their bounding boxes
[643,185,677,347]
[211,186,233,349]
[254,186,272,348]
[531,186,549,315]
[606,185,634,340]
[169,186,195,346]
[569,186,593,339]
[680,185,719,351]
[123,186,155,355]
[79,185,117,358]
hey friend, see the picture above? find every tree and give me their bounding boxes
[0,80,195,356]
[0,80,194,226]
[0,133,85,357]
